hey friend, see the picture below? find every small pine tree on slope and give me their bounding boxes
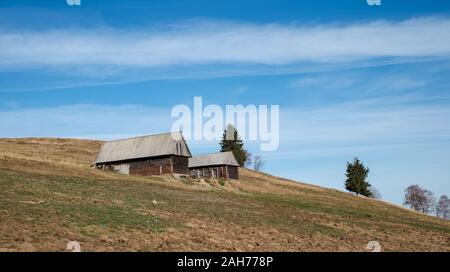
[345,158,372,197]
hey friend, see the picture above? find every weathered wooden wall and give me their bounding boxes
[172,156,189,174]
[190,165,239,180]
[227,166,239,180]
[129,157,172,176]
[97,156,238,178]
[96,155,189,176]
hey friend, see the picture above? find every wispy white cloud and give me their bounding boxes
[1,94,449,156]
[0,104,172,139]
[290,75,357,89]
[1,17,450,72]
[280,99,450,146]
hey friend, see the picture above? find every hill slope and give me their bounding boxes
[0,138,448,252]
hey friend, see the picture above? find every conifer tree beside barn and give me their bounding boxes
[219,124,249,167]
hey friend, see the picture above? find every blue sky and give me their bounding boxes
[1,0,450,205]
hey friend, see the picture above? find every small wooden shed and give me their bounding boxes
[93,132,192,176]
[189,152,240,180]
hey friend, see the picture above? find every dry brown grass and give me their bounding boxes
[0,137,449,252]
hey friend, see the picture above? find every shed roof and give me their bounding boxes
[189,152,240,168]
[94,132,191,164]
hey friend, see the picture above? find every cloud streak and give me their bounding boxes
[1,94,449,156]
[280,98,450,146]
[1,17,450,71]
[0,104,172,139]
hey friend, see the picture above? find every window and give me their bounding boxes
[212,168,218,178]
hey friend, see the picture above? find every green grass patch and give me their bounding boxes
[248,193,374,218]
[218,179,225,187]
[52,202,166,232]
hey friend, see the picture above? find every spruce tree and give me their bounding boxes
[345,158,372,197]
[220,124,249,167]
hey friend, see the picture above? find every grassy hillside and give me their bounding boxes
[0,138,448,252]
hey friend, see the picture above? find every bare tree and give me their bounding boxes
[404,185,425,211]
[369,186,382,199]
[436,195,449,220]
[245,153,253,169]
[423,190,436,214]
[253,155,265,171]
[403,185,435,214]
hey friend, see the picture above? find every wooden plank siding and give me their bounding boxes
[189,165,239,180]
[172,156,189,175]
[96,155,189,176]
[227,165,239,179]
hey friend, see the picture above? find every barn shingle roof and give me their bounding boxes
[189,152,240,168]
[94,132,191,164]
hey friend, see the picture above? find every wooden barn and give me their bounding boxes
[189,152,240,180]
[93,132,192,177]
